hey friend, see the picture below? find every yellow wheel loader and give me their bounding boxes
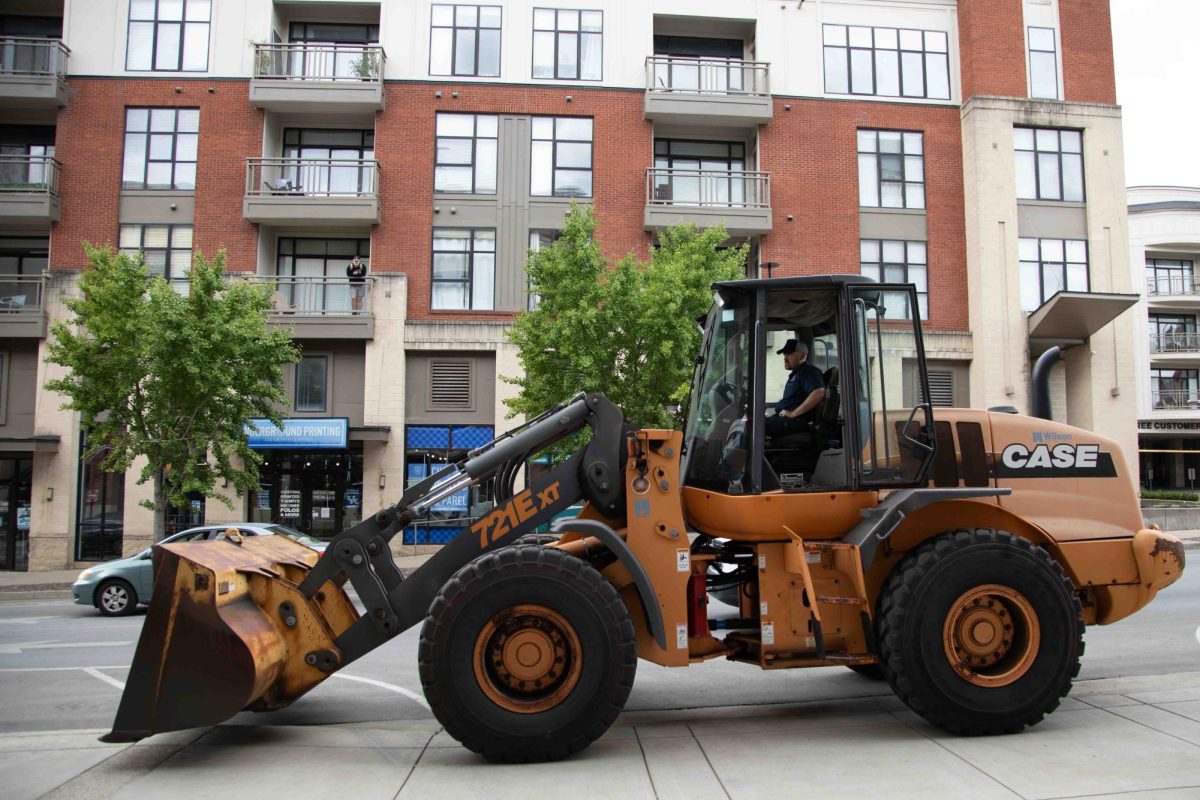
[103,276,1184,762]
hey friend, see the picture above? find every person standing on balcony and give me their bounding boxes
[347,255,367,311]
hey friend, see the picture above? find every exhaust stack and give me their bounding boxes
[1030,346,1063,421]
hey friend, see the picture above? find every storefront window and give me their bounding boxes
[251,448,363,538]
[405,425,495,544]
[76,436,125,561]
[0,458,32,571]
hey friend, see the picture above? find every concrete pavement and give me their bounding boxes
[4,670,1200,799]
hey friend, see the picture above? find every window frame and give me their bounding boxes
[1027,26,1060,100]
[859,239,929,320]
[429,4,503,78]
[431,227,497,311]
[121,107,200,191]
[294,354,330,413]
[530,116,594,198]
[1018,237,1089,311]
[822,23,951,101]
[125,0,211,73]
[526,228,562,310]
[1151,368,1200,409]
[857,129,925,209]
[531,7,603,81]
[1147,258,1194,296]
[434,113,499,195]
[1014,126,1085,202]
[118,223,193,280]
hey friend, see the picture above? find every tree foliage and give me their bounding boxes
[505,205,746,436]
[45,245,298,539]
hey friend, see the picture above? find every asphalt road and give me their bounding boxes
[2,567,1197,736]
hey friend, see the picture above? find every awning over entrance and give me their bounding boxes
[0,435,59,453]
[1027,291,1139,348]
[350,425,390,442]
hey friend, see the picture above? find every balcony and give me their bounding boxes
[644,56,772,126]
[0,274,48,338]
[249,43,385,113]
[644,168,772,236]
[0,38,69,108]
[244,158,380,227]
[1150,331,1200,356]
[168,275,374,339]
[0,155,61,227]
[1146,274,1200,309]
[1151,389,1200,411]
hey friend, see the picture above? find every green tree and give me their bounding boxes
[506,205,746,438]
[45,245,299,540]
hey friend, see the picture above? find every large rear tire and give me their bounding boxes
[419,545,637,762]
[878,529,1083,734]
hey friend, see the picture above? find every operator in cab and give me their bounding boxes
[766,339,825,438]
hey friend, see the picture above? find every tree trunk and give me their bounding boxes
[153,471,168,542]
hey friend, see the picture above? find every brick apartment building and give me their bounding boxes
[0,0,1138,571]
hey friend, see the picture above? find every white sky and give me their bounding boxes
[1111,0,1200,188]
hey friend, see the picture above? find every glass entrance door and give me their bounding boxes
[251,449,362,537]
[0,458,32,570]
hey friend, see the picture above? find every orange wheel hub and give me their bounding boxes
[473,604,583,714]
[942,584,1040,687]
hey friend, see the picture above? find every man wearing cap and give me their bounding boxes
[766,339,825,437]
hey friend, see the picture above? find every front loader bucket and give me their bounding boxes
[102,535,358,743]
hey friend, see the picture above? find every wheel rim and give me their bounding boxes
[101,584,128,613]
[942,583,1039,687]
[473,604,583,714]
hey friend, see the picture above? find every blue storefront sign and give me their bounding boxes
[245,418,349,449]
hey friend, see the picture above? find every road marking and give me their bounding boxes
[0,616,58,625]
[0,640,132,654]
[331,673,430,710]
[82,667,126,691]
[0,666,126,672]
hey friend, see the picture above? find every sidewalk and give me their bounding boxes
[6,670,1200,800]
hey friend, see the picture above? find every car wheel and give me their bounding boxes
[96,579,138,617]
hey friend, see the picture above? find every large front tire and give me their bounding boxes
[419,545,636,762]
[879,529,1083,734]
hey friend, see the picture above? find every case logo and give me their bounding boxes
[995,443,1117,477]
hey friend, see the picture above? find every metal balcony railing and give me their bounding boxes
[246,158,379,197]
[1150,331,1200,354]
[1147,274,1197,296]
[252,43,385,82]
[0,274,46,313]
[645,55,769,96]
[1152,389,1200,410]
[0,37,69,78]
[646,168,770,208]
[167,274,373,316]
[0,155,61,195]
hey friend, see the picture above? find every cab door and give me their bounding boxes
[844,284,935,488]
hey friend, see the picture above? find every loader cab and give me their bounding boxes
[682,275,935,495]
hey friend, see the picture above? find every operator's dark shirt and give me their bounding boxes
[775,362,825,416]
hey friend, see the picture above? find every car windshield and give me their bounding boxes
[267,524,325,546]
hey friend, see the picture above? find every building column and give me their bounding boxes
[362,273,408,550]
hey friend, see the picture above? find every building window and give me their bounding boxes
[435,114,498,194]
[126,0,211,72]
[1019,237,1087,311]
[430,4,501,77]
[77,433,126,562]
[532,8,602,81]
[1151,368,1199,409]
[119,224,192,279]
[860,239,928,320]
[295,355,328,412]
[405,425,495,544]
[1149,313,1198,354]
[1015,128,1084,202]
[122,108,199,190]
[281,128,375,195]
[287,22,381,79]
[1027,26,1059,100]
[857,130,924,209]
[652,139,746,205]
[1147,258,1194,296]
[531,117,593,198]
[276,237,370,313]
[527,229,562,309]
[823,24,950,100]
[432,228,496,310]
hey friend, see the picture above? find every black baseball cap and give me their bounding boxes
[776,339,799,355]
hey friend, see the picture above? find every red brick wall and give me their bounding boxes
[759,100,967,332]
[957,0,1027,100]
[373,84,653,322]
[1059,0,1117,104]
[51,78,262,271]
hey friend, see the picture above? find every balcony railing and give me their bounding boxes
[168,275,373,316]
[0,155,60,196]
[1152,389,1200,410]
[645,55,769,96]
[0,37,69,78]
[1147,274,1197,297]
[646,168,770,208]
[1150,331,1200,354]
[246,158,379,197]
[0,274,45,313]
[252,43,385,82]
